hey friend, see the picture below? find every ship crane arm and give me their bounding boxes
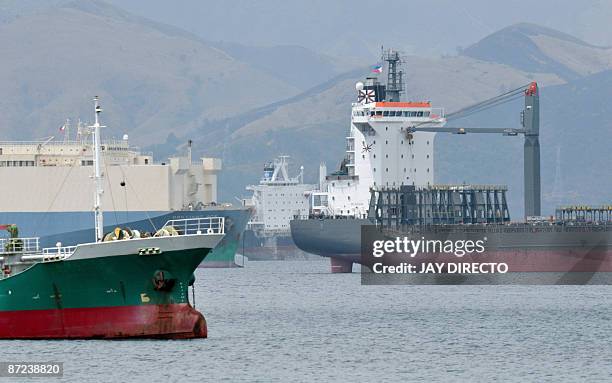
[407,81,541,218]
[408,126,526,135]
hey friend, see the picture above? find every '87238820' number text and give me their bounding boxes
[1,362,63,377]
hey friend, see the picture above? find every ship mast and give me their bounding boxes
[91,96,105,242]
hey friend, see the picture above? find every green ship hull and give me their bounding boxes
[0,233,222,339]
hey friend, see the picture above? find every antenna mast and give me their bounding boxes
[91,97,105,242]
[383,49,404,102]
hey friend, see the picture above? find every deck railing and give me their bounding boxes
[42,245,78,257]
[0,237,40,254]
[162,217,225,236]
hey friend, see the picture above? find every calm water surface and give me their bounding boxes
[4,260,612,382]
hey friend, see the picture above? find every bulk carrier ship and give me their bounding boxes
[290,49,612,274]
[0,124,250,268]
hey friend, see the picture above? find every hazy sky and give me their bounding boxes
[105,0,612,58]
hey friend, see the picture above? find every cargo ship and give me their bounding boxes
[0,124,250,268]
[290,49,612,273]
[0,97,225,338]
[242,156,315,260]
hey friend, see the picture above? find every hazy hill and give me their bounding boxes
[0,0,300,143]
[463,23,612,80]
[210,42,354,91]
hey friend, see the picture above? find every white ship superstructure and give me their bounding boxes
[246,156,313,236]
[314,50,446,218]
[0,133,221,212]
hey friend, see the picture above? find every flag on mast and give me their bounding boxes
[371,64,383,73]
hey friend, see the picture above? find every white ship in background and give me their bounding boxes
[242,156,315,260]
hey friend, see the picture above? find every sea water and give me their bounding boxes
[4,260,612,382]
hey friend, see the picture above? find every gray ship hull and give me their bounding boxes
[290,218,368,272]
[291,218,612,274]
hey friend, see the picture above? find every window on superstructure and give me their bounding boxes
[424,111,430,117]
[417,111,424,117]
[376,111,382,116]
[403,111,409,117]
[383,111,389,116]
[410,112,417,117]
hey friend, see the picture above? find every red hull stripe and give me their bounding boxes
[0,303,207,339]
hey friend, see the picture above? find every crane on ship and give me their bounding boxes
[406,81,541,218]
